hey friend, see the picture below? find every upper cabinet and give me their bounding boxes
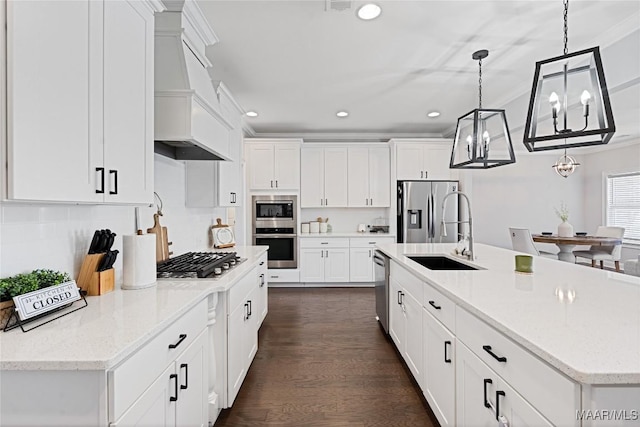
[393,139,456,181]
[300,146,348,208]
[3,0,159,203]
[347,145,390,207]
[246,139,301,191]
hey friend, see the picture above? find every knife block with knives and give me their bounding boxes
[77,229,118,296]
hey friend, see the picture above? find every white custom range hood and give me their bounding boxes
[154,1,231,161]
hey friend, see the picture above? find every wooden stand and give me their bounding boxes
[211,218,236,249]
[76,254,115,296]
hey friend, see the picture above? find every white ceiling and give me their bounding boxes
[198,0,640,148]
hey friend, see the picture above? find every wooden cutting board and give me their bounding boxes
[147,213,172,262]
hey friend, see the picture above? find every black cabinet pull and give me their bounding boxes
[429,300,442,310]
[495,390,505,420]
[444,341,452,363]
[244,303,249,320]
[168,334,187,349]
[483,345,507,363]
[180,363,188,390]
[109,170,118,195]
[96,167,105,194]
[170,374,178,402]
[397,290,402,305]
[260,273,265,287]
[270,180,273,188]
[247,300,252,316]
[483,378,492,408]
[275,180,278,187]
[259,261,265,266]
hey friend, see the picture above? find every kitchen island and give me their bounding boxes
[0,246,268,427]
[377,242,640,426]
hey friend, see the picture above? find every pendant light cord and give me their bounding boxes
[478,57,482,109]
[563,0,569,55]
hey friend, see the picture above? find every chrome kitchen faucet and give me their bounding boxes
[440,191,474,261]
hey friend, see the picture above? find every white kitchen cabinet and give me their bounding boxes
[246,140,301,190]
[395,142,452,181]
[257,255,269,326]
[300,146,348,208]
[299,238,350,283]
[347,146,390,207]
[423,310,455,427]
[5,0,155,203]
[349,237,395,282]
[388,278,405,351]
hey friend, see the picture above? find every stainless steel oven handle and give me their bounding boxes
[254,234,298,238]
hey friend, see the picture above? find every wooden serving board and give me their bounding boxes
[147,213,173,262]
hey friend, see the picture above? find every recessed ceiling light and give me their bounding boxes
[336,111,349,118]
[246,111,258,117]
[357,3,381,20]
[427,111,441,118]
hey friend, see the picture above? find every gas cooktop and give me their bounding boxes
[156,251,245,279]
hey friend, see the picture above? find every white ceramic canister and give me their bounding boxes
[301,223,310,234]
[309,221,320,233]
[320,222,328,233]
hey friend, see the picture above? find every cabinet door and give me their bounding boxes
[424,310,456,427]
[111,364,176,427]
[403,290,423,385]
[103,0,154,203]
[245,286,259,367]
[368,147,390,207]
[323,148,348,207]
[248,144,275,190]
[496,377,553,427]
[324,248,350,282]
[274,144,300,190]
[300,248,324,282]
[388,278,405,351]
[396,145,424,180]
[218,125,242,207]
[300,148,324,208]
[349,247,373,282]
[456,343,498,426]
[423,145,452,180]
[176,329,208,427]
[6,0,102,202]
[257,269,268,326]
[347,147,370,207]
[227,301,248,406]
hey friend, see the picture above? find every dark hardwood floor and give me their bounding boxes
[215,287,439,427]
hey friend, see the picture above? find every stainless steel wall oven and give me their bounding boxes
[252,195,297,268]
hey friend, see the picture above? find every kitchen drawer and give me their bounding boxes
[349,237,395,248]
[229,265,258,311]
[390,261,423,302]
[108,298,208,421]
[268,269,300,283]
[456,307,580,426]
[423,283,455,332]
[299,237,349,248]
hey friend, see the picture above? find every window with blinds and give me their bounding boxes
[606,172,640,242]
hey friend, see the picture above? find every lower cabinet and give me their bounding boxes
[388,277,423,383]
[113,329,208,427]
[423,309,455,427]
[299,238,350,283]
[257,256,269,326]
[349,237,395,282]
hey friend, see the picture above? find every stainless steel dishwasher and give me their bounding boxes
[373,250,390,334]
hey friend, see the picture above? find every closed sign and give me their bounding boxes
[13,281,81,320]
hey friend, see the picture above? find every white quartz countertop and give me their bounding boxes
[299,232,395,238]
[376,243,640,384]
[0,246,268,371]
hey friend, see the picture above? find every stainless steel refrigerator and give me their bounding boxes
[397,181,460,243]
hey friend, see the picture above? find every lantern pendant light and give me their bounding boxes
[523,0,615,152]
[450,49,515,169]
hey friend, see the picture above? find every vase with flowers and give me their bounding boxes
[555,202,573,237]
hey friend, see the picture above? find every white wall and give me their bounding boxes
[0,155,232,284]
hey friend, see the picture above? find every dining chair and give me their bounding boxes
[509,228,557,258]
[573,226,625,271]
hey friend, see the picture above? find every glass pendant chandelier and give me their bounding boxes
[450,50,515,169]
[552,142,581,177]
[523,0,615,152]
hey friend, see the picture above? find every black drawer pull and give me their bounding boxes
[247,300,252,316]
[428,300,441,310]
[170,374,178,402]
[168,334,187,349]
[483,378,492,408]
[496,390,505,420]
[109,169,118,195]
[444,340,452,363]
[483,345,507,363]
[180,363,188,390]
[96,167,105,194]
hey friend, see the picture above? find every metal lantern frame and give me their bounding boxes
[450,49,516,169]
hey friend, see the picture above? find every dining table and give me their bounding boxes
[531,234,623,263]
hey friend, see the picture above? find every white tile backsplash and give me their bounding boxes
[0,155,233,283]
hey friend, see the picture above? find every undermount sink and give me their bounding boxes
[407,255,480,271]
